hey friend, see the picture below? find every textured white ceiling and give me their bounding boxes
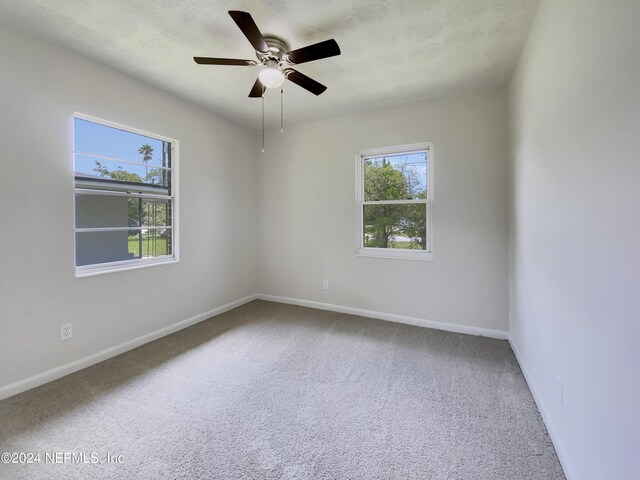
[1,0,538,129]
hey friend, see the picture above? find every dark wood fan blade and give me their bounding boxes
[249,78,265,98]
[283,68,327,95]
[228,11,269,54]
[286,39,341,65]
[194,57,257,66]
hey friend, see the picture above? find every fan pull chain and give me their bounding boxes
[261,92,265,153]
[280,88,284,133]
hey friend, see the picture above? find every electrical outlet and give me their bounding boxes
[60,323,72,341]
[322,279,329,290]
[556,376,563,406]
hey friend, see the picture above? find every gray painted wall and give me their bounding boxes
[258,90,509,332]
[508,1,640,478]
[0,26,259,388]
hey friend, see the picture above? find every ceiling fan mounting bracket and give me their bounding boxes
[256,35,291,64]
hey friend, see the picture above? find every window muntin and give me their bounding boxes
[356,143,433,260]
[73,114,178,275]
[74,154,171,189]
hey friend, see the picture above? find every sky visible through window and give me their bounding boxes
[365,152,428,193]
[74,118,167,179]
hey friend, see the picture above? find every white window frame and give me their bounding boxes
[355,142,434,261]
[73,113,179,277]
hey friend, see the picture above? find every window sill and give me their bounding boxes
[75,256,178,278]
[357,248,434,262]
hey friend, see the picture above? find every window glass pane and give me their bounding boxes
[142,199,171,227]
[74,154,170,190]
[364,151,427,201]
[74,118,171,168]
[75,195,171,228]
[129,230,171,258]
[76,230,172,266]
[363,203,427,250]
[75,194,132,228]
[127,230,142,258]
[76,231,139,266]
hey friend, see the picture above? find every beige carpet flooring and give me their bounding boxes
[0,300,565,479]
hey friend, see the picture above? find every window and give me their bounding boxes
[73,114,178,276]
[356,142,433,260]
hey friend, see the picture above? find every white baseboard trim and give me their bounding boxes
[0,293,508,401]
[509,337,574,480]
[256,294,509,340]
[0,294,258,401]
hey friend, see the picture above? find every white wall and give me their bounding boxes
[508,1,640,478]
[0,26,259,391]
[258,90,509,333]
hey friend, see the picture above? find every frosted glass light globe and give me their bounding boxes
[259,67,285,89]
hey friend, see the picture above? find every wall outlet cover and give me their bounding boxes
[61,323,73,341]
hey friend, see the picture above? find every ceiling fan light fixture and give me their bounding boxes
[259,62,285,89]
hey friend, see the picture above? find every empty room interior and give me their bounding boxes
[0,1,638,479]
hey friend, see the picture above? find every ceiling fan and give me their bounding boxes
[194,10,341,97]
